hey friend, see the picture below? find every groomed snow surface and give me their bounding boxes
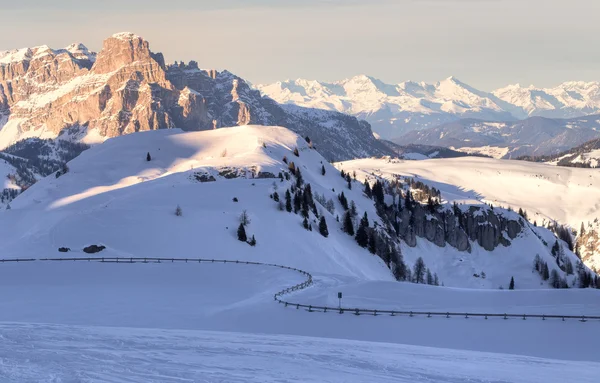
[1,126,599,381]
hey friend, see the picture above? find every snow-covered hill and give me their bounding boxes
[337,156,600,271]
[2,125,592,290]
[258,76,600,140]
[2,125,391,280]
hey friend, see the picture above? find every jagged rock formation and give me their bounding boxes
[397,203,522,252]
[0,33,392,162]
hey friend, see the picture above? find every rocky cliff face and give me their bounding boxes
[397,203,523,252]
[0,33,392,162]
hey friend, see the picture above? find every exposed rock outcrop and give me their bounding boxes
[397,203,523,252]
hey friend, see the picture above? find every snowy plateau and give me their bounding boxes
[0,125,599,382]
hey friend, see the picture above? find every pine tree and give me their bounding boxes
[303,217,310,230]
[175,205,182,216]
[509,276,515,290]
[433,273,439,286]
[321,164,326,176]
[346,174,352,189]
[248,235,256,246]
[350,201,357,217]
[285,189,293,212]
[550,269,561,288]
[368,231,377,254]
[360,212,369,228]
[296,168,303,187]
[413,257,426,284]
[364,182,372,198]
[273,191,279,202]
[343,211,355,236]
[237,223,247,242]
[338,191,348,210]
[293,191,302,214]
[146,152,152,161]
[355,224,368,248]
[293,147,300,157]
[426,269,434,285]
[542,262,550,280]
[319,216,329,237]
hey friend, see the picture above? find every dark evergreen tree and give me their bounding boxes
[293,147,300,157]
[433,273,440,286]
[293,191,302,214]
[364,181,372,198]
[237,223,247,242]
[319,216,329,237]
[360,212,369,228]
[303,217,310,230]
[146,152,151,161]
[542,262,550,280]
[338,191,349,210]
[368,231,377,254]
[413,257,426,284]
[273,191,279,202]
[509,276,515,290]
[321,165,326,176]
[343,211,355,236]
[296,168,303,187]
[550,269,561,288]
[372,180,385,205]
[346,174,352,189]
[285,189,292,212]
[355,224,368,248]
[426,269,434,285]
[350,200,357,217]
[340,169,346,179]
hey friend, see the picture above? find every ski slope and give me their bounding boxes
[2,322,597,383]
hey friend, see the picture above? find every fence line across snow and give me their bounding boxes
[1,256,598,322]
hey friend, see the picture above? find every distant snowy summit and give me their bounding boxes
[257,75,600,139]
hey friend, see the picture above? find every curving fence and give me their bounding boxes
[1,256,598,322]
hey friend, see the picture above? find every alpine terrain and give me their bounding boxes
[1,28,600,382]
[258,76,600,140]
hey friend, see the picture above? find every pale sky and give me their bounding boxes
[1,0,599,90]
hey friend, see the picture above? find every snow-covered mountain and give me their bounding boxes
[393,115,600,159]
[0,33,391,163]
[258,76,600,139]
[337,156,600,271]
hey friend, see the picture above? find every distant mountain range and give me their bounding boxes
[257,76,600,139]
[393,115,600,159]
[519,137,600,168]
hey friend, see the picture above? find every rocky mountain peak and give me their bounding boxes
[92,32,162,74]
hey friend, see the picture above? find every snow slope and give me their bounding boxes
[337,157,600,270]
[0,260,599,365]
[2,125,391,280]
[2,322,598,383]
